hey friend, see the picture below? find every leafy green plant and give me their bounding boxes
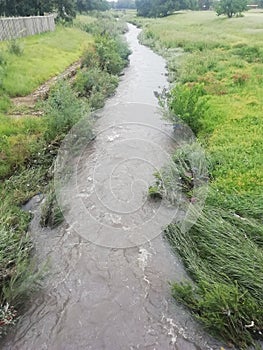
[74,67,118,100]
[166,83,208,134]
[95,34,129,75]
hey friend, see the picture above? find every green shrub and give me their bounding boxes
[80,12,128,37]
[166,83,208,134]
[95,34,127,75]
[81,49,99,69]
[44,80,90,141]
[74,67,118,100]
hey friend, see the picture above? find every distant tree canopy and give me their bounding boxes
[135,0,197,17]
[76,0,109,12]
[0,0,109,18]
[215,0,248,17]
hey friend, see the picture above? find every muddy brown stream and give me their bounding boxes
[2,24,225,350]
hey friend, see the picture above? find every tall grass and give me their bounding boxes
[138,10,263,348]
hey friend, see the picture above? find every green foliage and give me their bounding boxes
[78,11,128,37]
[215,0,248,18]
[149,142,208,203]
[232,45,263,63]
[76,0,110,12]
[0,0,77,20]
[111,0,136,9]
[94,34,130,75]
[148,184,163,199]
[0,115,45,179]
[74,67,118,109]
[43,80,91,142]
[0,167,48,336]
[0,50,7,91]
[166,83,208,134]
[0,96,10,113]
[78,13,131,74]
[135,0,192,17]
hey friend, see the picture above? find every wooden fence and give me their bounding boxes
[0,15,55,41]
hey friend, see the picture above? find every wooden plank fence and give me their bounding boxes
[0,15,55,41]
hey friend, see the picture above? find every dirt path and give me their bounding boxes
[10,60,81,115]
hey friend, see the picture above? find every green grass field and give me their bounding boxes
[0,25,93,97]
[135,10,263,348]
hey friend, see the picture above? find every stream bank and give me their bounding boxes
[2,24,225,350]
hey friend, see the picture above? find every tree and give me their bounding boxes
[215,0,248,17]
[76,0,109,12]
[0,0,77,18]
[135,0,195,17]
[56,0,76,20]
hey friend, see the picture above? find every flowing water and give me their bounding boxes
[2,24,224,350]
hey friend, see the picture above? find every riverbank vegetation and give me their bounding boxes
[134,10,263,348]
[0,11,129,337]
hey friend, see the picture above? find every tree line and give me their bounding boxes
[134,0,262,17]
[0,0,109,19]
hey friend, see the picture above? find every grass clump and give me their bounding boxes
[40,184,63,229]
[166,206,263,348]
[0,167,48,337]
[7,40,23,56]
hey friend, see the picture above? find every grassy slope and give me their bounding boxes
[0,25,94,332]
[0,12,130,336]
[134,10,263,348]
[0,26,93,96]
